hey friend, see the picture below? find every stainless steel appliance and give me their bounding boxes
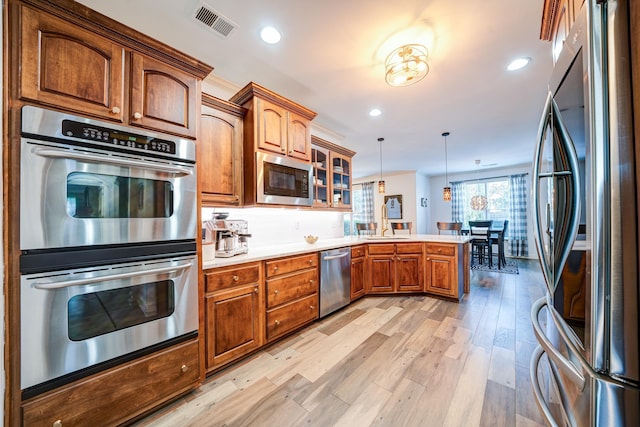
[20,105,197,251]
[19,106,199,399]
[319,247,351,317]
[205,219,251,258]
[530,1,639,425]
[256,151,313,206]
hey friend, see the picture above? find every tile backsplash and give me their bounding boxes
[202,207,347,249]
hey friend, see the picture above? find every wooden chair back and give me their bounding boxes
[437,221,462,235]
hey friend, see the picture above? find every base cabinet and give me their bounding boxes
[367,243,424,293]
[350,245,366,300]
[22,339,200,427]
[204,262,264,371]
[425,243,464,299]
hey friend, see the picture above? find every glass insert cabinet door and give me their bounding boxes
[331,153,351,207]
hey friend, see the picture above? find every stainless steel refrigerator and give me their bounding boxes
[530,0,639,425]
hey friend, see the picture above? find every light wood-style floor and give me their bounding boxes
[134,259,546,427]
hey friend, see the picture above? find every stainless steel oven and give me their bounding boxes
[20,254,198,397]
[20,106,197,251]
[256,151,313,206]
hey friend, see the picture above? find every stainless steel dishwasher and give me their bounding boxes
[319,247,351,317]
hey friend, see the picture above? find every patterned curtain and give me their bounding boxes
[451,181,464,222]
[509,173,528,257]
[361,182,374,222]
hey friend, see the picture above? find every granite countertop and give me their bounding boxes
[202,234,471,269]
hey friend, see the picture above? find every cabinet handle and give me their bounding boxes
[53,421,62,427]
[289,150,294,154]
[254,287,259,293]
[232,275,239,282]
[308,259,313,265]
[273,266,279,272]
[110,106,121,114]
[309,305,315,310]
[133,111,143,120]
[181,364,188,373]
[274,320,281,325]
[309,279,314,284]
[274,289,279,294]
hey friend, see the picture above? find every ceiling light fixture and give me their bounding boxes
[260,26,281,44]
[385,44,429,87]
[507,57,530,71]
[369,108,382,117]
[470,159,488,211]
[442,132,451,202]
[378,137,385,193]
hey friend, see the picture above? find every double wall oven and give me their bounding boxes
[19,106,199,398]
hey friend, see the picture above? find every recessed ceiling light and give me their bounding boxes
[369,108,382,117]
[507,57,531,71]
[260,26,281,44]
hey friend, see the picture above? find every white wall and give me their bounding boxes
[430,162,537,258]
[415,173,431,234]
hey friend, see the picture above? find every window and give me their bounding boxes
[461,178,510,225]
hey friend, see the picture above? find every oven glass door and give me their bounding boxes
[20,255,198,392]
[20,139,197,250]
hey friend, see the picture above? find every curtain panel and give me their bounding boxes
[361,182,374,223]
[508,173,528,257]
[451,181,464,222]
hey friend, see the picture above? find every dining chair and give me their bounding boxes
[355,222,378,235]
[391,222,412,235]
[490,220,508,269]
[437,221,462,235]
[469,220,493,267]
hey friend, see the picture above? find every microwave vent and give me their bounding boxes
[193,3,237,38]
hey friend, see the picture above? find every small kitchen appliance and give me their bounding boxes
[206,219,251,258]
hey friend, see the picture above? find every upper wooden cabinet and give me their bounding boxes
[230,82,317,162]
[311,135,356,210]
[14,0,211,138]
[199,94,245,206]
[540,0,586,62]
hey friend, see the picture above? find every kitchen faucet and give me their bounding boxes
[381,203,389,236]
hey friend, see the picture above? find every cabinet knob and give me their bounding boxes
[308,259,313,265]
[309,279,314,284]
[289,150,294,154]
[254,287,259,293]
[274,320,281,325]
[53,421,62,427]
[133,111,143,120]
[273,266,279,272]
[232,275,239,282]
[181,364,188,373]
[110,106,121,114]
[274,289,279,294]
[309,305,315,310]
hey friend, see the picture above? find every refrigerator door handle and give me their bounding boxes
[530,346,563,427]
[531,297,586,390]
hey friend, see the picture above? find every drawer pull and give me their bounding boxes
[254,287,259,293]
[53,421,62,427]
[309,305,315,310]
[133,111,142,120]
[274,289,279,294]
[438,249,442,253]
[232,275,239,282]
[308,259,313,265]
[274,320,281,325]
[273,266,279,272]
[110,106,121,114]
[181,364,188,373]
[309,279,314,284]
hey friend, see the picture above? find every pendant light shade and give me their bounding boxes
[442,132,451,202]
[470,159,488,210]
[378,137,385,193]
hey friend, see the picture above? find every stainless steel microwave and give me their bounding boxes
[256,152,313,206]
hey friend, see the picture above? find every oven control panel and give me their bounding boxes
[62,120,176,155]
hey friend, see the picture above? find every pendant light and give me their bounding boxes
[378,137,385,193]
[470,159,488,210]
[442,132,451,201]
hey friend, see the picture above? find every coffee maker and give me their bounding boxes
[204,219,251,258]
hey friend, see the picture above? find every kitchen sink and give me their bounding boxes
[362,235,410,240]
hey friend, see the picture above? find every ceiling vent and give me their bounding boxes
[193,3,237,38]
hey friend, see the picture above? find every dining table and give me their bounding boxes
[461,223,507,269]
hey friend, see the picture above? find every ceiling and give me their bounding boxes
[78,0,552,179]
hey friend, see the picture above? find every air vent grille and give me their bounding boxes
[193,3,237,38]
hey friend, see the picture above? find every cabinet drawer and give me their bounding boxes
[265,253,318,278]
[267,270,318,309]
[22,340,200,427]
[368,244,395,255]
[396,243,424,254]
[267,294,318,341]
[425,243,456,256]
[351,245,366,258]
[205,262,261,293]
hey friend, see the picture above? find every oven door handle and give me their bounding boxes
[32,147,194,176]
[32,262,193,290]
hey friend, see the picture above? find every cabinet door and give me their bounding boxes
[396,254,423,292]
[19,6,125,121]
[311,146,330,207]
[350,256,366,300]
[329,152,352,208]
[257,98,288,154]
[199,105,242,205]
[425,255,455,297]
[287,111,311,161]
[367,255,394,293]
[205,284,263,369]
[130,53,198,138]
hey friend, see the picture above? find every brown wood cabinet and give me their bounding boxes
[311,135,355,210]
[204,262,264,371]
[540,0,586,62]
[15,1,208,138]
[367,243,424,293]
[22,339,200,427]
[265,253,319,342]
[350,245,366,300]
[199,94,244,206]
[425,242,465,299]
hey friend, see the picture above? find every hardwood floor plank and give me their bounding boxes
[332,381,392,427]
[370,377,426,427]
[316,307,367,336]
[488,346,516,389]
[480,379,516,427]
[303,393,350,426]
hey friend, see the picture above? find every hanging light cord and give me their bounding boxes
[378,137,384,180]
[442,132,450,185]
